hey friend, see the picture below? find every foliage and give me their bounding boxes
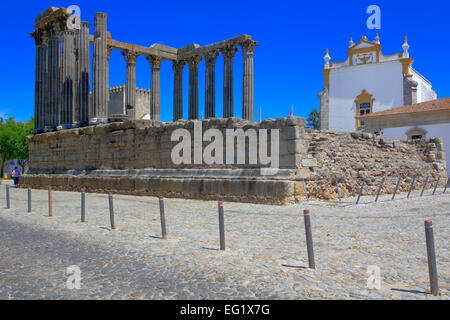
[306,108,320,130]
[0,117,34,177]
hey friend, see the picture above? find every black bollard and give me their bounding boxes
[108,193,115,229]
[432,176,440,195]
[6,186,10,209]
[81,192,86,222]
[302,179,309,202]
[28,188,31,212]
[303,209,315,269]
[420,176,429,197]
[375,178,385,203]
[159,196,167,240]
[424,220,439,296]
[356,179,365,205]
[392,177,401,201]
[218,201,225,250]
[444,178,449,194]
[407,175,416,199]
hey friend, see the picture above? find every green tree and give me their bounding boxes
[0,117,17,178]
[14,118,34,172]
[306,108,320,130]
[0,117,34,177]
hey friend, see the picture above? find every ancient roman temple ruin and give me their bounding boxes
[30,7,258,132]
[24,7,447,204]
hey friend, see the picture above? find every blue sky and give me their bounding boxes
[0,0,448,123]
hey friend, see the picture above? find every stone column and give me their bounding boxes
[205,51,219,118]
[220,45,238,118]
[92,12,108,124]
[188,55,203,120]
[123,50,138,120]
[40,34,49,130]
[76,21,90,127]
[241,40,257,121]
[46,28,61,130]
[107,47,111,115]
[172,60,186,121]
[32,30,47,132]
[60,29,76,128]
[147,55,162,121]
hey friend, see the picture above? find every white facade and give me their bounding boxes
[319,35,437,133]
[329,61,404,132]
[412,69,436,103]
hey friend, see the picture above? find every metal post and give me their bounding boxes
[28,188,31,212]
[407,175,416,199]
[375,178,385,203]
[392,177,401,201]
[356,179,365,205]
[159,196,167,239]
[6,186,10,209]
[81,192,86,222]
[48,186,52,216]
[420,176,429,197]
[432,176,440,195]
[303,209,315,269]
[108,193,115,229]
[336,178,341,205]
[218,201,225,250]
[424,220,439,296]
[302,179,309,202]
[444,178,449,194]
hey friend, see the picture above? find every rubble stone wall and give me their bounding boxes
[20,117,447,204]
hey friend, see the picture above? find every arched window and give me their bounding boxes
[354,89,375,130]
[406,127,427,140]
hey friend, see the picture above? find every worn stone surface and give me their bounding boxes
[23,117,447,204]
[0,186,448,300]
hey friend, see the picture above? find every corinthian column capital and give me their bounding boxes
[122,50,138,65]
[241,40,258,56]
[147,55,162,69]
[187,55,203,71]
[172,60,186,73]
[220,45,238,60]
[205,50,219,65]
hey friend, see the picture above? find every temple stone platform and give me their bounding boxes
[20,117,447,205]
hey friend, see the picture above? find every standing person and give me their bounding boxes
[12,167,20,188]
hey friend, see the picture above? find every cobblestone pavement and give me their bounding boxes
[0,184,448,299]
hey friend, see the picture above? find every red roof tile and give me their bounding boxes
[357,98,450,119]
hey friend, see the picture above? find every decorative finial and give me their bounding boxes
[375,33,380,44]
[324,48,331,69]
[349,37,354,48]
[402,36,409,58]
[361,35,368,41]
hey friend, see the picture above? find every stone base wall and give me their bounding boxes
[21,117,447,205]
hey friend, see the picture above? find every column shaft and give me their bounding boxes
[242,40,257,121]
[221,45,238,118]
[123,50,138,120]
[32,31,47,131]
[76,21,90,126]
[172,60,186,121]
[147,56,162,121]
[60,29,76,127]
[205,51,219,118]
[47,31,60,129]
[92,12,108,123]
[188,56,202,120]
[40,37,48,129]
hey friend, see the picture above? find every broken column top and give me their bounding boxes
[34,6,72,29]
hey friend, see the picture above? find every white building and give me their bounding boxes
[319,34,437,132]
[357,98,450,175]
